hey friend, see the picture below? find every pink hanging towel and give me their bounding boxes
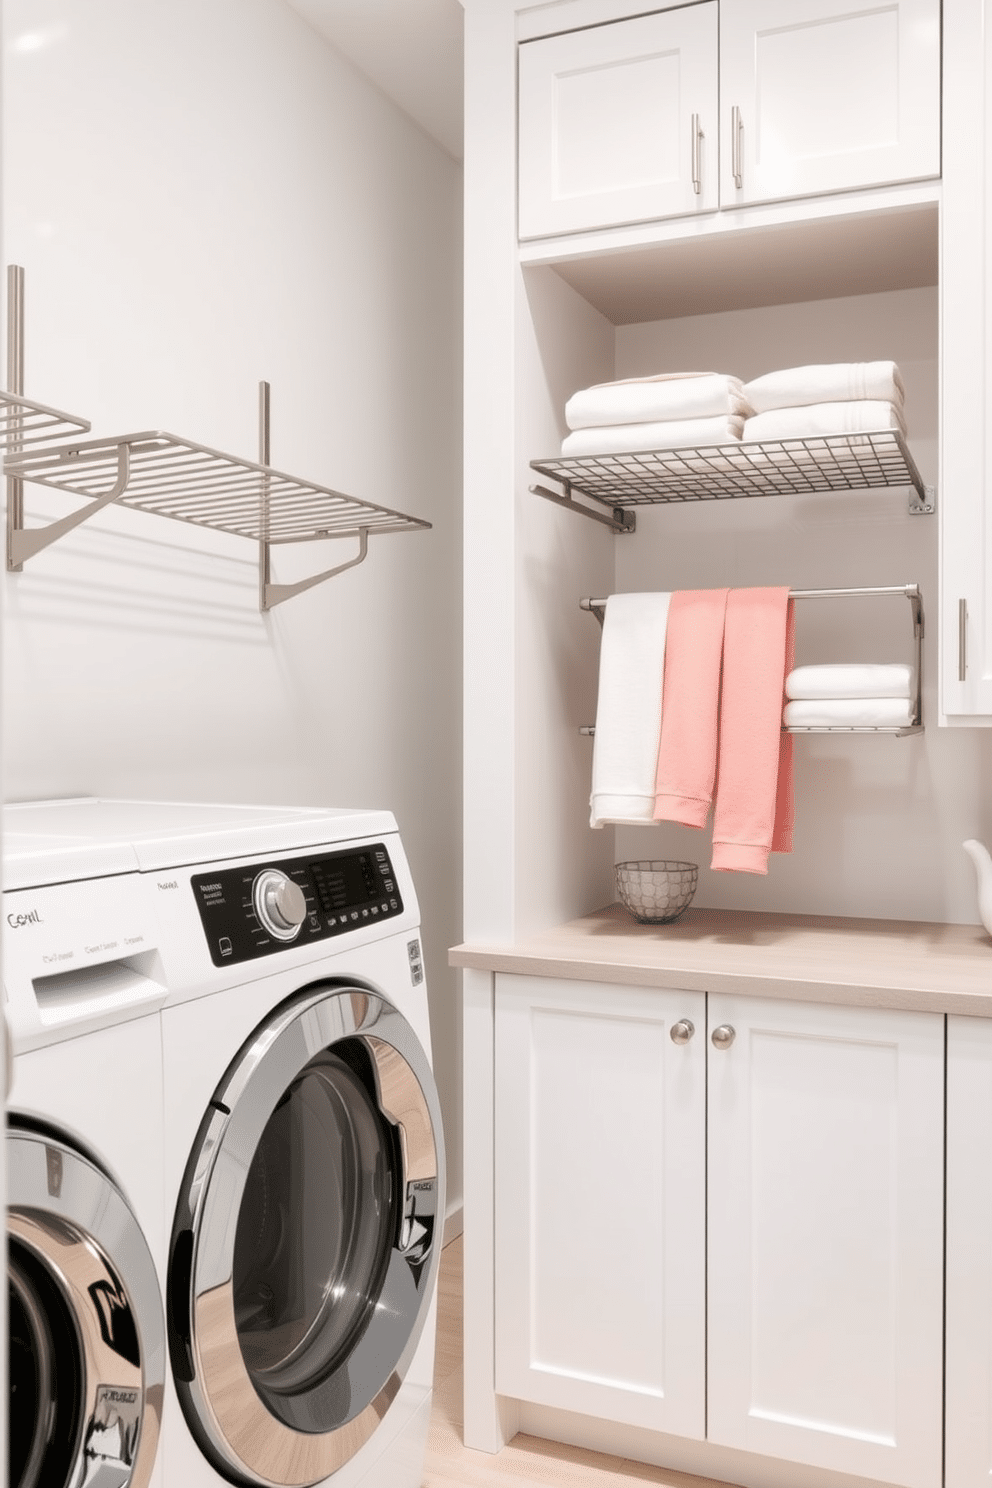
[653,588,730,828]
[711,587,795,874]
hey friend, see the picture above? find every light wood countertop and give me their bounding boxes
[450,904,992,1017]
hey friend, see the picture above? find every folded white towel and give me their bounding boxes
[566,373,752,430]
[743,400,905,443]
[744,362,905,414]
[591,593,671,828]
[786,663,914,700]
[783,697,915,728]
[563,415,745,457]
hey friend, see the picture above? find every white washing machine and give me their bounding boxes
[68,799,447,1488]
[3,801,170,1488]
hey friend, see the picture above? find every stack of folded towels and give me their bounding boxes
[561,372,753,457]
[782,663,916,729]
[741,361,906,443]
[559,362,906,456]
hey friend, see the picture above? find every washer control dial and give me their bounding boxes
[252,869,307,941]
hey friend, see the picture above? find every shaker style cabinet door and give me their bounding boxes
[940,0,992,718]
[720,0,941,207]
[517,4,718,239]
[946,1016,992,1488]
[493,974,706,1438]
[707,995,944,1488]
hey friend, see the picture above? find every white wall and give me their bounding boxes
[2,0,464,1209]
[608,286,992,924]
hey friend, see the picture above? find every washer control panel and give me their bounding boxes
[191,843,403,966]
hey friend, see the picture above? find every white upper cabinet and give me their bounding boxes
[721,0,941,207]
[518,0,941,240]
[940,0,992,720]
[518,4,719,238]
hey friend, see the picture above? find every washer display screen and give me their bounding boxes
[191,844,404,966]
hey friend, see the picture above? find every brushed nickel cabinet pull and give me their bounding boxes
[960,597,968,681]
[691,113,703,195]
[732,105,743,189]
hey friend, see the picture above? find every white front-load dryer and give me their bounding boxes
[92,800,444,1488]
[3,803,169,1488]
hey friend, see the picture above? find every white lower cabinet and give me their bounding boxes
[494,976,945,1488]
[707,994,944,1488]
[946,1016,992,1488]
[494,974,707,1436]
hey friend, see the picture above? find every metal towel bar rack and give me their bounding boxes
[580,585,924,737]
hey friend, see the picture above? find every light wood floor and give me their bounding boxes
[424,1235,735,1488]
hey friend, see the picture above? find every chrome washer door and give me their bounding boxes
[169,985,445,1488]
[7,1124,165,1488]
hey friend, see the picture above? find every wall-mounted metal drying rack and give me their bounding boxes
[2,267,431,610]
[0,391,90,448]
[580,585,924,737]
[532,430,934,534]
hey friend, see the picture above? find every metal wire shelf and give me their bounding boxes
[0,390,90,447]
[2,266,431,609]
[5,431,431,544]
[4,428,432,608]
[532,429,933,533]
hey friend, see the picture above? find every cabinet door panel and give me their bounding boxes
[494,974,705,1436]
[940,0,992,718]
[721,0,941,206]
[946,1016,992,1488]
[707,996,943,1488]
[518,5,718,239]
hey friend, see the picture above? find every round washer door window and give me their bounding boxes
[169,985,444,1488]
[9,1237,83,1488]
[7,1125,165,1488]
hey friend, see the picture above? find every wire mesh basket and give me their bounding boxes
[615,861,698,924]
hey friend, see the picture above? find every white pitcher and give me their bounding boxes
[963,839,992,938]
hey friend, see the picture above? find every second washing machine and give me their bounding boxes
[4,801,170,1488]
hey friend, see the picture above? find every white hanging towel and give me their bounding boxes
[563,415,745,457]
[743,361,905,414]
[785,663,914,700]
[783,697,915,728]
[590,592,672,828]
[742,400,905,443]
[565,372,752,429]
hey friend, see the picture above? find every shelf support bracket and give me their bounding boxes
[909,484,935,516]
[260,526,370,611]
[257,378,373,609]
[7,442,132,571]
[530,481,635,535]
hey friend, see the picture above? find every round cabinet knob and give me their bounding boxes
[253,869,307,941]
[670,1019,695,1045]
[711,1024,736,1050]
